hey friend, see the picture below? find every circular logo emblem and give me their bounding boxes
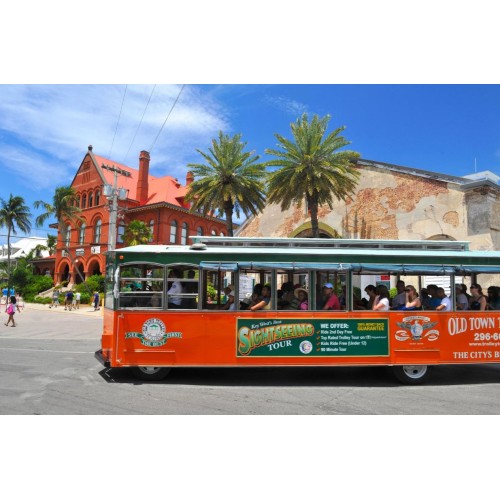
[411,321,423,340]
[142,318,166,342]
[299,340,313,354]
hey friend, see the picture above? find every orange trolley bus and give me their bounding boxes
[95,237,500,384]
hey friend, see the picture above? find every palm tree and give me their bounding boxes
[123,220,152,246]
[185,131,267,236]
[34,186,81,249]
[46,234,57,255]
[0,194,32,297]
[266,113,361,238]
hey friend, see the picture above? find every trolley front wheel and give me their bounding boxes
[131,366,171,381]
[392,365,431,385]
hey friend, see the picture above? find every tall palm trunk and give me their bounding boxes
[223,200,234,237]
[309,193,320,238]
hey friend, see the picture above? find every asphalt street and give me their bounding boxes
[1,303,500,414]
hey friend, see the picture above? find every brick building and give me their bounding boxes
[42,146,227,285]
[237,158,500,251]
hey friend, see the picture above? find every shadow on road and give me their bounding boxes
[98,363,500,388]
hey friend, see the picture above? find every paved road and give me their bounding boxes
[1,304,500,414]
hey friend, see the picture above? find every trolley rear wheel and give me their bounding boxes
[131,366,171,381]
[392,365,431,385]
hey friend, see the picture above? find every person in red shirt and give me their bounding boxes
[322,283,340,310]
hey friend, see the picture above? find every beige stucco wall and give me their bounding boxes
[238,164,500,251]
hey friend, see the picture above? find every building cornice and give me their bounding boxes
[125,202,231,225]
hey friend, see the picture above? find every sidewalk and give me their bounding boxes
[19,302,104,317]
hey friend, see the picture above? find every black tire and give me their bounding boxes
[392,365,431,385]
[131,366,171,381]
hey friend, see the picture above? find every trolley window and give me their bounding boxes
[118,263,164,309]
[167,265,199,309]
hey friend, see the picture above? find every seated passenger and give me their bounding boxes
[391,280,406,309]
[250,283,263,308]
[278,282,295,309]
[487,286,500,310]
[364,285,377,310]
[372,285,390,311]
[455,284,469,310]
[425,284,442,310]
[401,285,421,311]
[294,288,309,310]
[250,285,271,311]
[167,279,184,308]
[435,287,451,311]
[220,285,236,311]
[469,284,487,311]
[322,283,340,311]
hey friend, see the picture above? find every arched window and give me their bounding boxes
[94,189,100,206]
[117,222,125,244]
[64,225,72,247]
[181,222,188,245]
[79,223,86,245]
[88,192,93,208]
[76,196,81,208]
[94,219,102,244]
[170,220,178,244]
[149,219,154,242]
[197,226,204,236]
[82,194,87,209]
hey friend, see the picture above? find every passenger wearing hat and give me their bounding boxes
[294,287,309,310]
[220,284,236,310]
[322,283,340,310]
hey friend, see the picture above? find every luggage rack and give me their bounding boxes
[189,236,470,252]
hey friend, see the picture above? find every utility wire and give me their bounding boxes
[108,85,128,158]
[123,84,157,164]
[149,84,185,154]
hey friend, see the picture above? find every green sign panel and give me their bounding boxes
[236,318,389,357]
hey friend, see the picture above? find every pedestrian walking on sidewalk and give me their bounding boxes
[50,289,60,308]
[93,291,100,311]
[75,291,81,309]
[5,295,21,327]
[65,290,74,311]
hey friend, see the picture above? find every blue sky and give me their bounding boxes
[1,84,499,246]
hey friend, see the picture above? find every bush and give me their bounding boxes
[33,296,53,305]
[74,275,105,294]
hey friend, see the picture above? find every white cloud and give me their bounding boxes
[263,94,308,116]
[0,84,231,183]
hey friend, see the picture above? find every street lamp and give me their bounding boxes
[101,164,130,251]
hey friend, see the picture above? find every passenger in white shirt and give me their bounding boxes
[436,287,452,311]
[373,285,390,311]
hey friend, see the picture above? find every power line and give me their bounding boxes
[123,84,157,164]
[108,85,128,158]
[149,84,185,154]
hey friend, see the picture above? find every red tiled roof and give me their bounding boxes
[92,154,187,207]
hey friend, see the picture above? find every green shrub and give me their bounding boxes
[33,296,53,305]
[74,275,105,294]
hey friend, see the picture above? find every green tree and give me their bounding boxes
[266,113,360,238]
[34,186,81,247]
[46,234,57,255]
[123,220,152,246]
[0,194,32,297]
[185,131,267,236]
